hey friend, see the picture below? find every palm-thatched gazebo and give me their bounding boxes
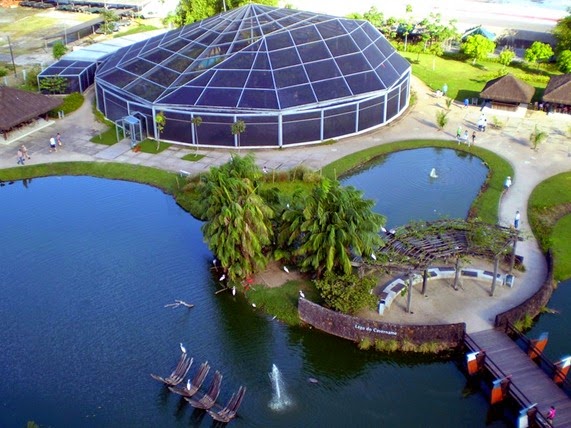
[480,74,535,112]
[0,86,62,140]
[541,74,571,114]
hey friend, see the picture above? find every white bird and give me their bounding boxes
[252,303,257,307]
[212,258,217,266]
[283,266,289,273]
[299,290,305,299]
[186,379,191,390]
[381,226,387,233]
[232,286,236,296]
[371,253,377,260]
[180,342,186,354]
[219,274,226,281]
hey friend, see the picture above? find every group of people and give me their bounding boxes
[16,145,30,165]
[456,126,477,146]
[50,132,63,152]
[503,176,520,229]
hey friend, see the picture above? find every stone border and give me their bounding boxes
[495,251,555,328]
[298,298,465,347]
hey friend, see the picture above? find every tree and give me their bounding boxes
[363,6,384,29]
[194,155,274,282]
[557,49,571,73]
[171,0,277,27]
[530,125,548,151]
[191,115,202,152]
[39,76,67,94]
[99,9,119,34]
[277,179,385,277]
[314,272,377,314]
[52,41,68,60]
[155,111,166,150]
[398,4,415,52]
[524,41,554,68]
[498,47,515,69]
[435,110,448,130]
[231,120,246,150]
[461,34,496,65]
[553,10,571,53]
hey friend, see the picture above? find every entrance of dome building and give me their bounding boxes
[116,114,145,148]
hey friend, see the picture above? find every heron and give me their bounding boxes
[299,290,305,299]
[283,266,289,273]
[371,253,377,260]
[232,286,236,296]
[180,342,187,354]
[252,303,256,308]
[219,274,226,281]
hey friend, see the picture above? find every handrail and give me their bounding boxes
[464,332,550,427]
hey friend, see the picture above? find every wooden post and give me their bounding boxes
[509,232,518,275]
[490,376,511,404]
[466,351,485,375]
[490,256,499,296]
[421,269,428,295]
[553,356,571,384]
[453,257,460,290]
[406,273,413,314]
[528,332,548,359]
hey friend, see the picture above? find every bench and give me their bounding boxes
[179,170,191,177]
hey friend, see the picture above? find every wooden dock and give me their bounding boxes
[466,329,571,427]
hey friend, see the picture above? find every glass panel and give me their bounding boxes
[122,59,156,76]
[350,27,372,47]
[238,89,279,110]
[198,88,241,107]
[163,54,193,73]
[290,25,321,45]
[209,70,249,88]
[239,117,278,147]
[335,53,370,75]
[386,87,400,121]
[198,117,235,147]
[103,69,138,89]
[296,41,330,63]
[358,97,384,131]
[104,92,128,121]
[126,79,165,102]
[179,45,206,59]
[325,36,358,56]
[269,48,301,69]
[323,105,356,139]
[375,63,399,87]
[196,31,218,46]
[266,32,293,51]
[346,72,383,94]
[163,38,190,53]
[160,112,192,144]
[400,81,408,110]
[278,85,316,108]
[283,111,321,144]
[304,59,340,82]
[217,51,256,69]
[340,19,360,33]
[141,49,173,65]
[363,44,384,65]
[311,78,351,101]
[316,20,346,40]
[159,86,203,105]
[144,67,179,87]
[273,66,308,88]
[253,52,270,69]
[245,70,275,90]
[375,38,395,57]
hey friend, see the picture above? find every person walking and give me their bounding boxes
[20,144,30,160]
[456,126,462,141]
[16,148,25,165]
[56,132,63,147]
[514,211,520,229]
[442,83,448,97]
[547,405,556,426]
[471,131,476,146]
[49,137,57,152]
[504,176,512,190]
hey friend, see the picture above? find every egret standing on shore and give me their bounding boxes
[180,343,187,354]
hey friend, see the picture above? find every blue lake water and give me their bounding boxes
[0,148,567,427]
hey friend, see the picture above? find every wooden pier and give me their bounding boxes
[466,329,571,427]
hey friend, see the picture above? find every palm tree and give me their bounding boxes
[278,179,385,277]
[436,110,448,130]
[529,125,548,151]
[191,115,202,153]
[155,111,166,151]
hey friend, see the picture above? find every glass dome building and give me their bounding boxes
[95,4,411,148]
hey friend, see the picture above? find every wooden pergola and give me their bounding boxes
[376,219,519,312]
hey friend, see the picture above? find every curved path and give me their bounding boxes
[1,77,570,332]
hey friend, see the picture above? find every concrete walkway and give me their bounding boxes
[1,77,570,333]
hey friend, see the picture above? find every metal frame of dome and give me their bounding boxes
[95,4,411,148]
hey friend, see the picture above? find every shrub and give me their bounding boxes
[513,313,534,331]
[0,66,8,78]
[374,338,399,352]
[49,92,84,117]
[358,337,372,350]
[302,170,322,184]
[314,272,377,315]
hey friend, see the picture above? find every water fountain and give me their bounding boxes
[429,168,438,178]
[268,364,292,411]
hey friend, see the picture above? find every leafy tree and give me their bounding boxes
[277,179,385,277]
[363,6,384,29]
[0,66,8,78]
[39,76,68,94]
[196,155,274,282]
[155,111,166,150]
[398,4,415,52]
[52,41,68,60]
[231,119,246,149]
[553,9,571,53]
[172,0,277,27]
[498,47,515,69]
[557,49,571,73]
[530,125,548,151]
[435,110,448,130]
[314,272,377,314]
[524,41,554,68]
[461,34,496,65]
[191,115,202,151]
[99,9,119,34]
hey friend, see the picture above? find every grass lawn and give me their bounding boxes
[182,153,205,161]
[90,127,118,145]
[113,23,160,38]
[401,52,553,102]
[138,139,171,154]
[323,139,513,224]
[551,215,571,281]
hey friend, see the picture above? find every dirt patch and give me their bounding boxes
[252,260,306,288]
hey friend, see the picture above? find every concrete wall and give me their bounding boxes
[298,298,465,347]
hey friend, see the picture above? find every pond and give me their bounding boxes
[0,148,548,428]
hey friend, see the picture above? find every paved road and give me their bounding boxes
[1,76,570,332]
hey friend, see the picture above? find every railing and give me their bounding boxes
[464,332,550,427]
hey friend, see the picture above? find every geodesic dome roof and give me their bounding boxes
[96,4,410,112]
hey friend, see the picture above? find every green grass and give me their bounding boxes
[401,52,554,102]
[182,153,205,161]
[90,127,119,145]
[322,139,513,224]
[551,215,571,280]
[113,23,160,38]
[138,139,171,154]
[245,280,318,326]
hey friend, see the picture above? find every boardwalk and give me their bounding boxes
[467,329,571,427]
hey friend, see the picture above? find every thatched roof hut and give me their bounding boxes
[480,74,535,110]
[542,74,571,105]
[0,87,62,138]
